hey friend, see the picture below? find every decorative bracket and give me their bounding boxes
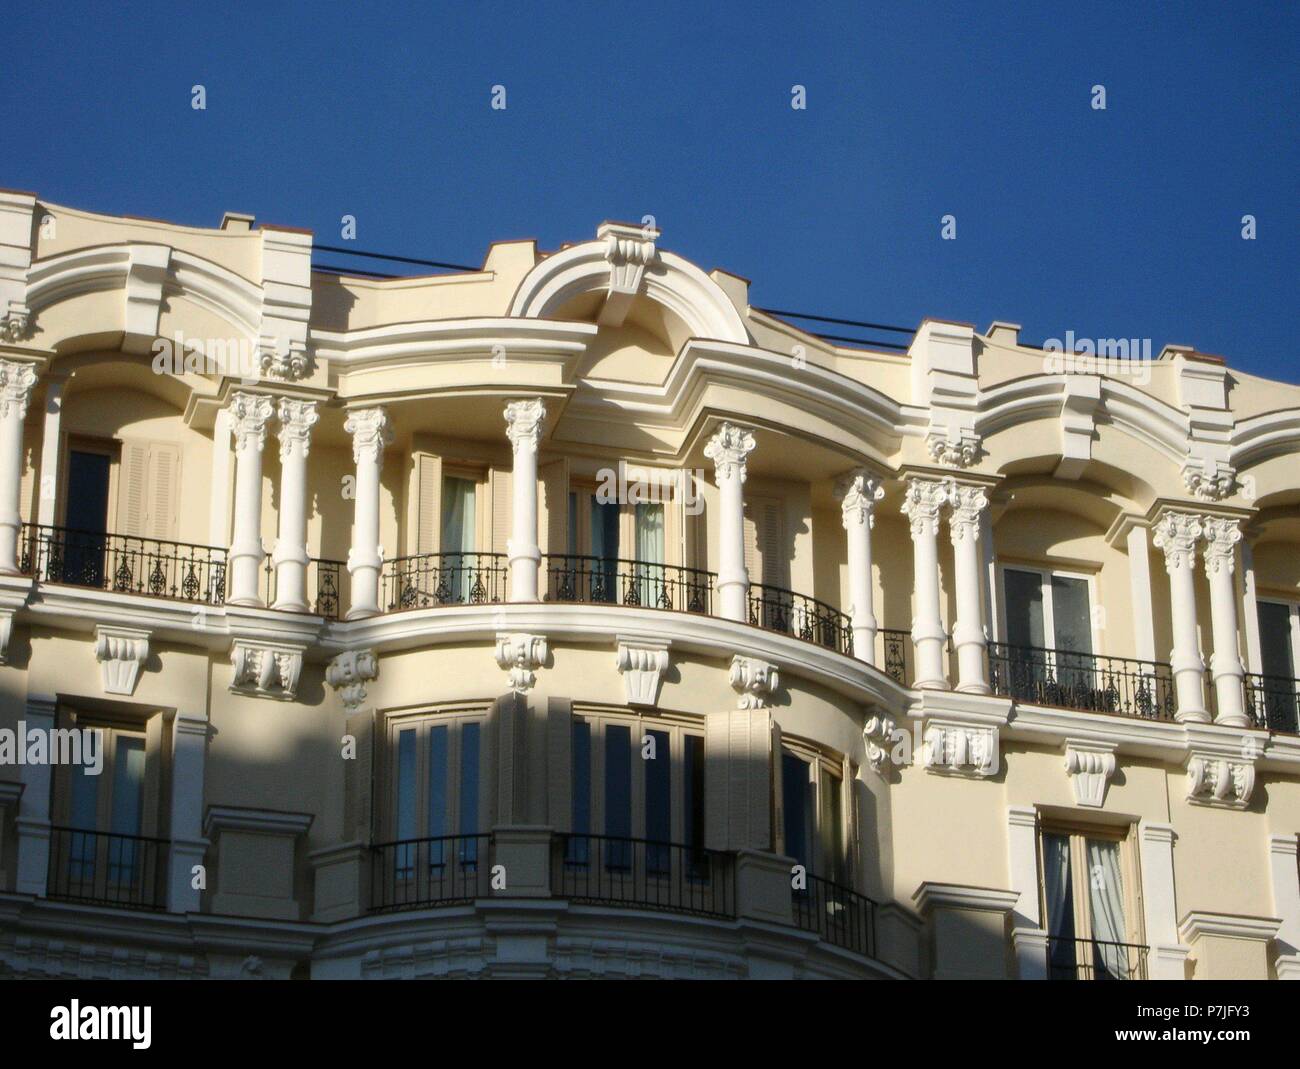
[94,625,150,696]
[923,719,999,777]
[230,641,305,700]
[1186,752,1256,809]
[495,633,547,693]
[1181,455,1236,502]
[258,336,311,381]
[325,649,379,715]
[729,655,779,709]
[863,712,899,774]
[925,426,980,469]
[1063,738,1117,807]
[597,221,658,327]
[615,638,670,707]
[2,301,32,342]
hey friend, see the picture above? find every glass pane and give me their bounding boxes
[441,476,477,601]
[1042,833,1077,978]
[395,729,417,841]
[1004,569,1046,649]
[633,503,665,606]
[822,770,844,883]
[458,723,480,867]
[569,720,591,865]
[644,729,671,873]
[590,500,620,603]
[70,754,99,831]
[63,451,111,586]
[566,491,578,556]
[1051,576,1093,655]
[108,736,145,886]
[782,752,811,872]
[683,735,704,851]
[1258,603,1295,679]
[427,725,448,859]
[604,724,632,870]
[1086,839,1128,979]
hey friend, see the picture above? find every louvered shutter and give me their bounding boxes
[415,453,441,554]
[116,442,150,536]
[771,720,785,854]
[539,458,568,554]
[145,443,180,541]
[490,469,512,554]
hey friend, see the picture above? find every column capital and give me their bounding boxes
[901,477,950,538]
[947,482,989,544]
[504,397,546,452]
[228,391,275,452]
[344,406,393,464]
[0,359,38,420]
[834,470,884,529]
[1152,511,1203,572]
[277,398,319,461]
[1201,516,1242,576]
[704,422,756,484]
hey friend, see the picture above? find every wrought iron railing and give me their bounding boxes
[541,554,715,614]
[878,628,911,685]
[987,642,1175,720]
[369,833,493,912]
[552,834,736,918]
[381,552,507,611]
[46,825,169,910]
[792,873,877,959]
[1243,673,1300,734]
[262,557,346,619]
[1046,936,1148,980]
[20,524,226,606]
[748,582,853,656]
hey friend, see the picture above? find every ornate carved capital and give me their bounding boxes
[729,655,779,709]
[94,625,150,697]
[228,392,275,453]
[1200,516,1242,577]
[504,398,546,452]
[704,423,756,484]
[0,360,38,420]
[834,471,885,529]
[1181,457,1236,502]
[495,632,547,693]
[325,649,379,715]
[277,398,319,461]
[230,641,304,700]
[947,483,988,544]
[901,477,951,538]
[1152,512,1203,573]
[344,406,393,465]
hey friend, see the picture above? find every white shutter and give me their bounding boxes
[415,453,441,554]
[539,458,568,555]
[145,443,180,541]
[490,468,512,555]
[116,442,149,536]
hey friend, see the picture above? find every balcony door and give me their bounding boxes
[1257,601,1299,731]
[1001,567,1097,699]
[440,475,477,602]
[60,447,112,587]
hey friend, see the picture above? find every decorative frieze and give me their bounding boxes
[495,632,547,693]
[1186,753,1255,808]
[729,655,779,709]
[230,641,304,700]
[923,719,999,777]
[325,649,379,715]
[94,625,150,696]
[615,639,670,707]
[1063,739,1117,807]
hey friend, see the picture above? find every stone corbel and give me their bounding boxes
[925,425,980,469]
[94,625,150,696]
[122,244,171,354]
[495,633,547,693]
[258,336,311,381]
[325,649,379,715]
[923,719,999,777]
[230,641,305,700]
[729,655,779,709]
[597,221,657,327]
[2,301,32,342]
[615,638,670,707]
[1186,752,1256,809]
[1063,738,1117,807]
[1055,374,1102,480]
[863,712,899,775]
[1180,455,1237,502]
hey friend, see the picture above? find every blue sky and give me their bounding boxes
[3,1,1296,381]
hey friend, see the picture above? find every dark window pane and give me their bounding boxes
[644,729,670,873]
[569,720,591,865]
[604,724,632,869]
[782,752,810,871]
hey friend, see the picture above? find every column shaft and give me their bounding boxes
[0,361,37,574]
[226,392,274,606]
[1154,513,1208,723]
[505,399,545,601]
[1203,517,1246,726]
[836,471,883,663]
[272,399,318,612]
[344,407,391,619]
[705,424,756,623]
[903,479,950,689]
[949,484,990,693]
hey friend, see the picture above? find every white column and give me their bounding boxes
[902,478,951,690]
[272,399,319,612]
[1203,516,1247,726]
[704,423,756,622]
[1241,539,1263,675]
[208,406,233,548]
[835,470,883,663]
[949,483,990,693]
[504,398,545,602]
[1270,834,1300,979]
[15,695,56,896]
[0,360,37,574]
[1125,523,1157,663]
[980,508,1001,643]
[36,374,64,528]
[1138,821,1190,980]
[1153,512,1208,723]
[344,407,392,619]
[226,392,274,606]
[167,710,209,913]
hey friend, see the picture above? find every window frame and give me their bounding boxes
[381,706,488,844]
[997,562,1100,655]
[1036,818,1146,955]
[779,735,855,887]
[1256,597,1300,679]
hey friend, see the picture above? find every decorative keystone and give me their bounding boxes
[729,655,779,709]
[495,633,547,693]
[230,641,305,700]
[923,719,999,777]
[1186,753,1255,809]
[258,337,311,381]
[615,639,670,707]
[597,221,657,326]
[94,625,150,696]
[1181,457,1236,502]
[926,427,980,469]
[1063,739,1117,807]
[325,649,379,715]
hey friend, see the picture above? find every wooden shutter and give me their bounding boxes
[545,698,573,831]
[116,442,150,536]
[539,458,568,554]
[744,496,786,588]
[414,453,442,554]
[490,468,512,554]
[771,720,785,855]
[145,443,180,541]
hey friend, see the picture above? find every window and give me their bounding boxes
[1256,600,1300,731]
[556,484,677,606]
[1039,823,1145,979]
[779,742,851,885]
[60,446,113,586]
[1000,566,1099,699]
[440,475,477,601]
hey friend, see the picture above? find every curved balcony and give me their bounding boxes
[1243,673,1300,734]
[748,582,853,658]
[381,552,508,611]
[542,554,714,615]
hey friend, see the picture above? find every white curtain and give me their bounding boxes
[441,477,476,600]
[1042,833,1072,937]
[1086,839,1128,978]
[634,503,665,606]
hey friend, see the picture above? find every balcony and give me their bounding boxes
[264,557,345,620]
[748,583,852,658]
[46,825,170,911]
[21,524,227,607]
[369,833,493,911]
[381,552,508,611]
[1047,936,1148,980]
[543,554,714,615]
[987,642,1176,721]
[792,873,878,959]
[1243,673,1300,734]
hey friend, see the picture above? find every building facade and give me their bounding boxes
[0,193,1297,979]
